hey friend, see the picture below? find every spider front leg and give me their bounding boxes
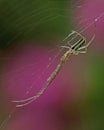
[76,46,87,54]
[71,49,87,55]
[78,49,87,54]
[77,34,95,51]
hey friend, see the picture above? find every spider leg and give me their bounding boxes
[12,95,35,103]
[73,30,85,40]
[63,30,75,41]
[15,97,37,107]
[73,48,87,55]
[66,41,72,47]
[60,45,71,49]
[78,50,87,54]
[76,47,87,54]
[77,34,95,51]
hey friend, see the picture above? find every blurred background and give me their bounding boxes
[0,0,104,130]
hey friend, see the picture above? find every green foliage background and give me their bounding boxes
[0,0,74,49]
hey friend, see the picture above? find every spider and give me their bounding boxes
[12,30,95,107]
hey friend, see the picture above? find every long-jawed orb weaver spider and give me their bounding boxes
[12,30,95,107]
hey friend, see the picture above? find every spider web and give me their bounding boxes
[0,0,76,48]
[0,1,77,129]
[0,0,104,130]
